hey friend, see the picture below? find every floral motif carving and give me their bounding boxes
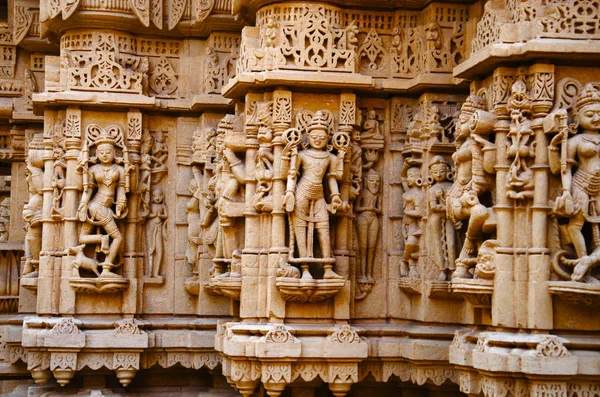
[149,56,178,97]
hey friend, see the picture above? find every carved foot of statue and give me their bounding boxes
[400,262,409,277]
[215,272,230,279]
[572,255,598,282]
[229,272,241,278]
[23,270,39,278]
[437,270,447,281]
[408,266,420,278]
[100,264,122,278]
[452,265,472,279]
[323,267,343,280]
[301,269,313,280]
[100,235,110,254]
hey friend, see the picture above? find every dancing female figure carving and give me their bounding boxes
[145,186,168,278]
[283,111,348,280]
[76,124,131,278]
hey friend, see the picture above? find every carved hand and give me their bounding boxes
[330,194,342,214]
[283,191,295,212]
[116,200,127,217]
[77,202,88,222]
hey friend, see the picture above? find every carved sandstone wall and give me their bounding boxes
[0,0,599,396]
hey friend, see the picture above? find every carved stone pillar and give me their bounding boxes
[58,107,81,315]
[267,88,291,321]
[123,109,142,315]
[240,91,263,320]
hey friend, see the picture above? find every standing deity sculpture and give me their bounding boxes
[282,111,348,280]
[145,186,168,278]
[186,167,203,267]
[75,124,131,278]
[355,169,382,282]
[401,164,424,278]
[446,95,496,279]
[204,115,245,277]
[548,83,600,282]
[427,156,456,280]
[23,136,44,278]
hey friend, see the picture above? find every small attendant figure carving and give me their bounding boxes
[76,125,131,278]
[145,186,168,278]
[549,83,600,282]
[186,167,203,267]
[51,142,67,219]
[0,197,10,242]
[283,111,347,280]
[402,165,424,278]
[427,156,456,280]
[362,110,384,141]
[355,169,382,282]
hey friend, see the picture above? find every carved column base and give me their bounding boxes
[328,382,352,397]
[275,277,345,303]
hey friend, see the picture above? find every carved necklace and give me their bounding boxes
[581,134,600,146]
[99,164,117,187]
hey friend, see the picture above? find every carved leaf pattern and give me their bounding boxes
[149,56,178,96]
[130,0,150,27]
[328,325,360,344]
[151,0,163,29]
[168,0,187,30]
[194,0,214,22]
[265,324,294,343]
[13,6,33,45]
[61,0,80,20]
[50,318,81,334]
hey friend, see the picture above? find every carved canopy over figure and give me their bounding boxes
[549,83,600,283]
[76,124,131,278]
[282,110,348,280]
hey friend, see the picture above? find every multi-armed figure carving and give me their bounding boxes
[282,111,348,280]
[75,124,131,278]
[446,96,496,279]
[548,83,600,282]
[204,115,245,278]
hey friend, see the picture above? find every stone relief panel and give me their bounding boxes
[40,0,232,29]
[237,2,468,79]
[59,30,181,96]
[471,0,600,55]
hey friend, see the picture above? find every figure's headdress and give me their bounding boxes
[217,114,236,135]
[308,111,330,134]
[86,124,124,148]
[429,155,449,168]
[576,83,600,112]
[460,95,487,116]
